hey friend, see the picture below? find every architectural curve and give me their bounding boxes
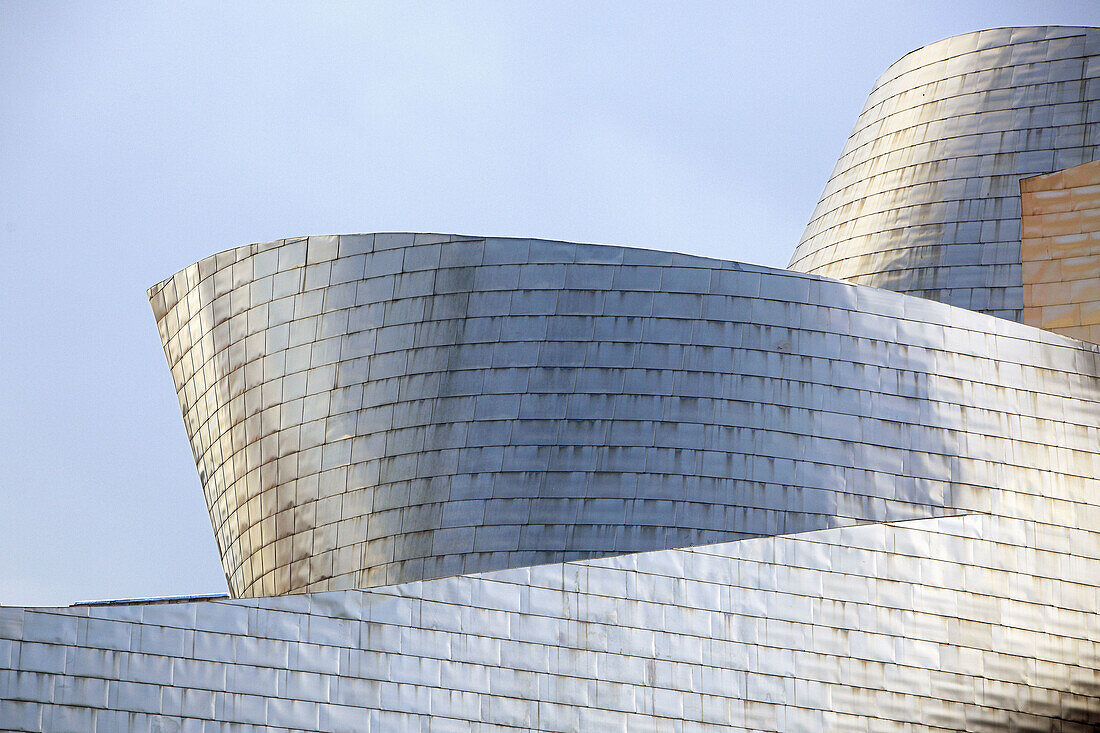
[5,24,1100,732]
[3,511,1098,730]
[789,26,1100,320]
[151,233,1100,599]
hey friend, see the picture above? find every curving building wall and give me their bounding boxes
[789,26,1100,320]
[5,25,1100,733]
[1,512,1097,731]
[151,233,1100,599]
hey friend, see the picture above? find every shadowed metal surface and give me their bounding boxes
[790,26,1100,320]
[151,233,1100,598]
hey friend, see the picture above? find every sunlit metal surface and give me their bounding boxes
[1,514,1097,730]
[149,234,1100,599]
[4,24,1100,732]
[790,26,1100,321]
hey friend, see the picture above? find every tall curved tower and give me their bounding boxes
[790,26,1100,320]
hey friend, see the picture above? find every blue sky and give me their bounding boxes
[3,1,1098,605]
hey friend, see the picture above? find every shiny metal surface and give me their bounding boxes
[1,514,1097,730]
[150,233,1100,599]
[790,26,1100,320]
[4,24,1100,732]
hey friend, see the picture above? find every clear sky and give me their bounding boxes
[3,1,1098,606]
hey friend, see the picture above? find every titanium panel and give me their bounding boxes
[150,234,1100,598]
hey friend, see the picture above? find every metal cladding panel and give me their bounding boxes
[789,26,1100,320]
[6,24,1100,729]
[149,233,1100,598]
[1,514,1097,730]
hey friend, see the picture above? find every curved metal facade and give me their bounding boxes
[789,26,1100,320]
[5,24,1100,733]
[151,233,1099,599]
[2,512,1097,730]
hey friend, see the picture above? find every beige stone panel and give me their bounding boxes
[1022,189,1073,216]
[1030,280,1075,308]
[1028,211,1088,237]
[1066,277,1100,304]
[1081,207,1100,233]
[1080,299,1100,326]
[1061,163,1100,190]
[1038,303,1082,329]
[1021,259,1062,286]
[1058,254,1099,280]
[1020,159,1100,343]
[1060,324,1100,342]
[1021,236,1052,262]
[1046,232,1100,260]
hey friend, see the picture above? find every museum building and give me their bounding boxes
[2,25,1100,731]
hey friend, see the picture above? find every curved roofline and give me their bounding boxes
[891,24,1097,65]
[876,25,1098,86]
